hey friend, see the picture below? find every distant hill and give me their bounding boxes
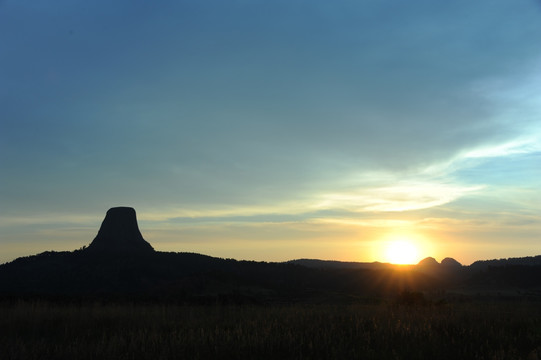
[86,207,154,255]
[0,249,441,303]
[469,255,541,271]
[289,257,464,274]
[1,207,541,303]
[441,257,462,269]
[287,259,395,270]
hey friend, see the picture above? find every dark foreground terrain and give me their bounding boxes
[1,300,540,360]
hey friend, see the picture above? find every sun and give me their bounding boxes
[384,240,420,265]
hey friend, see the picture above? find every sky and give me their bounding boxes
[1,0,541,265]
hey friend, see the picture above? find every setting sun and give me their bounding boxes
[384,240,420,265]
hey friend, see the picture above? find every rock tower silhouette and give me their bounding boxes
[86,207,154,255]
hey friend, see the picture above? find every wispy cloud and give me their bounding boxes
[316,182,484,213]
[463,138,541,159]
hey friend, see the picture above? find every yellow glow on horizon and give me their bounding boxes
[384,240,419,265]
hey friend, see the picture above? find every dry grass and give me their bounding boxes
[1,301,540,359]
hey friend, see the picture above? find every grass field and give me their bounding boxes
[1,300,540,359]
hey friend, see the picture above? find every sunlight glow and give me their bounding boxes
[384,240,420,265]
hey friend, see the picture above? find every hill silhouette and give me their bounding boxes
[86,207,154,255]
[1,207,541,303]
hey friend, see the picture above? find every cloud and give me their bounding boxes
[316,182,484,213]
[463,138,541,159]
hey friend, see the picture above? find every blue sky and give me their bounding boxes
[1,0,541,264]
